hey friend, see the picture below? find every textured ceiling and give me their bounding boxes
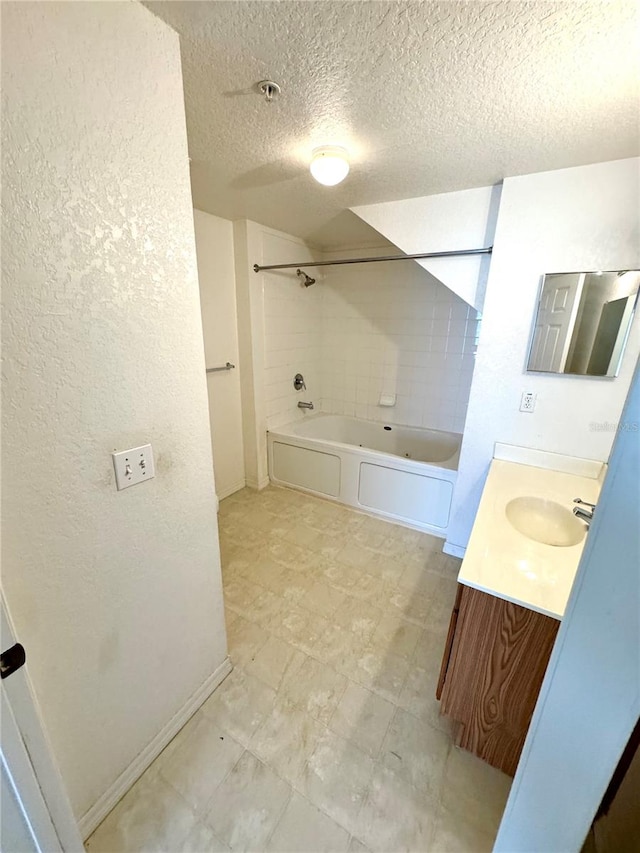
[145,0,640,249]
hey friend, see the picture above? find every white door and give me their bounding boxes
[1,691,58,852]
[194,210,246,500]
[529,273,584,372]
[1,599,83,852]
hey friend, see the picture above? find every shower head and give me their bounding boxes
[297,268,316,287]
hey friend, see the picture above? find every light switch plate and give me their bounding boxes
[112,444,155,490]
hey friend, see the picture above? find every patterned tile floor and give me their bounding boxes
[87,486,511,852]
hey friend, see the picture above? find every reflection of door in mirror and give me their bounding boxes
[529,273,584,372]
[565,271,640,376]
[587,297,632,376]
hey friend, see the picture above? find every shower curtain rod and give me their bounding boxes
[253,246,492,273]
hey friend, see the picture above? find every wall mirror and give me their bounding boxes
[527,270,640,377]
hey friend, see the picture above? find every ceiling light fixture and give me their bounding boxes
[310,146,350,186]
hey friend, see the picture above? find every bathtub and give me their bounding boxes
[267,413,461,537]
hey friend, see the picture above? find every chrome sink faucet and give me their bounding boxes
[298,401,314,410]
[573,498,596,526]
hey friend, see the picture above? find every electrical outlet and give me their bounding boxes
[520,391,536,413]
[112,444,155,490]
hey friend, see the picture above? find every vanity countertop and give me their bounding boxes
[458,459,602,620]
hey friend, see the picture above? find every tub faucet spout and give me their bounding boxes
[298,401,314,410]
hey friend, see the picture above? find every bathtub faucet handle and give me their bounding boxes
[293,373,306,391]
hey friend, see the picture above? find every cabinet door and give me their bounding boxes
[440,585,559,776]
[436,584,463,700]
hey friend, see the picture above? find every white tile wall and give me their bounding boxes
[319,250,479,434]
[263,274,323,428]
[262,239,478,435]
[262,233,323,429]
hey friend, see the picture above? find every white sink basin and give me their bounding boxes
[505,496,586,547]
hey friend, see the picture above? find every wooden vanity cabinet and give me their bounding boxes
[437,583,559,776]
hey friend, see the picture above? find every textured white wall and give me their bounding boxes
[1,1,227,822]
[351,185,501,310]
[446,158,640,553]
[233,220,264,488]
[194,209,245,498]
[320,248,478,433]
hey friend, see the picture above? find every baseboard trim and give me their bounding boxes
[245,475,270,491]
[216,479,247,501]
[443,541,466,559]
[79,656,233,840]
